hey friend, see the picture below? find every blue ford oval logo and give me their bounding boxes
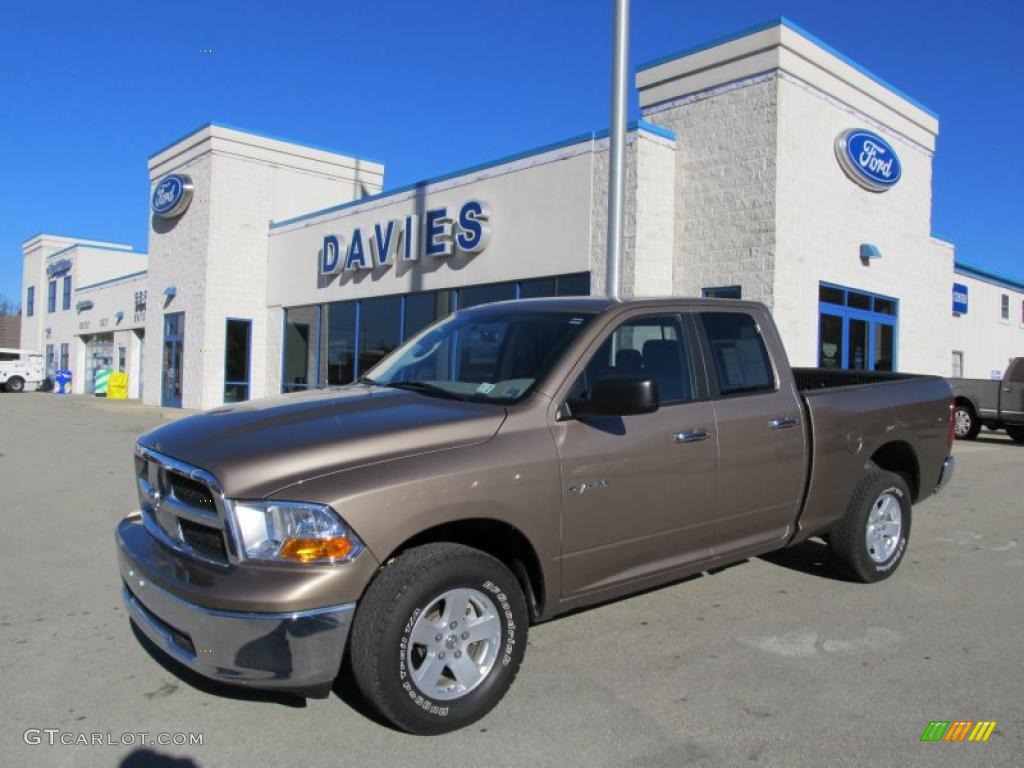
[835,129,902,192]
[151,173,194,218]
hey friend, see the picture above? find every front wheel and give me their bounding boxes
[1007,426,1024,443]
[349,543,528,734]
[829,467,912,583]
[5,376,25,393]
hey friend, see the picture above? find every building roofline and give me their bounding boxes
[270,120,675,230]
[636,16,938,119]
[75,270,149,292]
[45,242,141,261]
[147,121,386,167]
[954,260,1024,293]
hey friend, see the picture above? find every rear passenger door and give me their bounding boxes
[696,310,807,555]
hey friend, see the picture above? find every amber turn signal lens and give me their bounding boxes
[279,536,354,562]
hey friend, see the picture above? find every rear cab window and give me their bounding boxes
[699,311,776,396]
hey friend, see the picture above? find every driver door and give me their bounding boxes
[552,312,719,598]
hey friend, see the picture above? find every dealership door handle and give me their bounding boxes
[769,417,799,430]
[1003,387,1012,393]
[674,429,710,444]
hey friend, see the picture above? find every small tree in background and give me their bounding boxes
[0,293,21,316]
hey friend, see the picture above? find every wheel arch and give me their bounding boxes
[382,518,548,622]
[868,441,920,501]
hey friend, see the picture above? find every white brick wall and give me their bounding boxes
[644,75,779,304]
[773,73,950,374]
[951,271,1024,378]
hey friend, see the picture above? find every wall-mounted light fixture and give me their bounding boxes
[114,311,125,323]
[860,243,883,260]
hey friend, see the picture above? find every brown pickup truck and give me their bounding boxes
[117,298,955,734]
[949,357,1024,441]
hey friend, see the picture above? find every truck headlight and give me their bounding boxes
[230,500,364,564]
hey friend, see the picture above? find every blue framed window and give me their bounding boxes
[47,280,56,313]
[62,276,72,310]
[702,285,742,299]
[26,286,34,317]
[281,272,590,392]
[224,318,252,403]
[818,282,898,371]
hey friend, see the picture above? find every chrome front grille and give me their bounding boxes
[135,446,233,567]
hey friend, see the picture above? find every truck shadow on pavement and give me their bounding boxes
[759,539,854,581]
[120,748,200,767]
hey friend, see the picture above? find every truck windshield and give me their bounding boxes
[364,309,594,404]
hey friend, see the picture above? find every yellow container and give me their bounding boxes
[107,371,129,400]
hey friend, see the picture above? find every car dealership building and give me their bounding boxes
[19,18,1024,408]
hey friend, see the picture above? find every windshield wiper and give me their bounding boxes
[379,380,469,401]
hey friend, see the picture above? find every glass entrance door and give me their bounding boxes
[817,284,898,371]
[162,313,184,407]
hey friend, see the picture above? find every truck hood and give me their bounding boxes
[138,385,507,498]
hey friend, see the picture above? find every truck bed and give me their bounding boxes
[793,367,929,392]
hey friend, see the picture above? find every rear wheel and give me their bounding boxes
[5,376,25,393]
[952,403,980,440]
[349,543,528,734]
[1007,426,1024,443]
[829,466,912,583]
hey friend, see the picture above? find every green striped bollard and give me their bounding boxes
[94,368,111,396]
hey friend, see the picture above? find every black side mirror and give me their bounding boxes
[569,375,660,418]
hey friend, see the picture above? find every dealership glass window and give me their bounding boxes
[458,281,517,309]
[701,286,742,299]
[86,333,115,395]
[700,312,775,395]
[47,280,56,313]
[62,276,72,310]
[60,343,69,371]
[224,319,252,403]
[554,273,590,296]
[403,291,452,340]
[282,272,591,391]
[45,344,55,376]
[1000,294,1010,321]
[358,296,402,375]
[26,286,34,317]
[324,301,357,385]
[283,305,320,392]
[951,351,963,378]
[818,283,898,371]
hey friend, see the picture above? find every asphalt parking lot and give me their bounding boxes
[1,392,1021,767]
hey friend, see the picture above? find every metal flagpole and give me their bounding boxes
[605,0,629,299]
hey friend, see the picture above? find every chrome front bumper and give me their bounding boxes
[936,455,955,493]
[118,521,355,698]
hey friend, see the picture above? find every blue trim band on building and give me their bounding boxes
[271,121,675,231]
[635,16,938,120]
[75,270,148,292]
[148,121,386,166]
[955,261,1024,293]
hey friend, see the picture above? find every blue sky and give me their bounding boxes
[1,0,1021,304]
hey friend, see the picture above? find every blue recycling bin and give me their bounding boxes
[54,369,72,395]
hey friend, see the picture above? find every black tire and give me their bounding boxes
[952,402,980,439]
[1007,426,1024,443]
[829,467,912,583]
[349,543,528,734]
[5,376,25,393]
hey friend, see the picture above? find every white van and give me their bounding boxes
[0,348,46,392]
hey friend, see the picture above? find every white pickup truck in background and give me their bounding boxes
[0,348,45,393]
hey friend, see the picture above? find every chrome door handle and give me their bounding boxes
[1003,387,1012,393]
[769,417,799,429]
[674,429,710,444]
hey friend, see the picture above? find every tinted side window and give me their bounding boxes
[580,315,693,404]
[700,312,775,395]
[1009,359,1024,384]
